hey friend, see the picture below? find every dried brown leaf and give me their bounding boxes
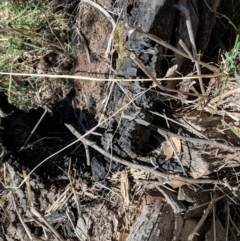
[162,141,173,160]
[167,180,188,189]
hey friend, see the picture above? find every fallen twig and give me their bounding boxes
[11,192,33,241]
[19,108,47,151]
[130,117,240,152]
[209,87,240,104]
[65,123,221,185]
[130,53,207,99]
[30,206,65,241]
[188,193,216,241]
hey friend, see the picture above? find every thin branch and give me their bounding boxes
[130,53,207,99]
[188,193,216,241]
[229,214,240,236]
[11,192,33,241]
[65,123,221,185]
[130,117,240,152]
[19,108,47,151]
[30,207,65,241]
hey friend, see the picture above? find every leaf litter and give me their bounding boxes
[1,0,240,240]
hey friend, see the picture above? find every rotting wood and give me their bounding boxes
[126,194,175,241]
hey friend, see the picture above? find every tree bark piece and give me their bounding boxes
[126,194,175,241]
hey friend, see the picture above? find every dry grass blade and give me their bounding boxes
[175,4,205,95]
[0,71,226,81]
[121,172,130,206]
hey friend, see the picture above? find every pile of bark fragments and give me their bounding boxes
[1,0,240,240]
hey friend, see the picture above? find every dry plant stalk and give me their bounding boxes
[0,71,226,82]
[175,4,205,95]
[130,53,207,99]
[22,170,34,204]
[127,26,219,72]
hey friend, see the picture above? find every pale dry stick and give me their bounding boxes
[0,71,226,81]
[19,108,48,151]
[229,214,240,236]
[127,26,219,73]
[11,192,33,241]
[81,0,116,56]
[66,208,85,241]
[209,87,240,104]
[132,117,240,152]
[130,53,207,99]
[67,158,81,215]
[179,39,194,61]
[22,170,34,204]
[30,207,65,241]
[31,217,49,240]
[45,185,71,214]
[178,40,203,95]
[129,53,164,90]
[149,110,208,139]
[83,142,90,166]
[203,0,238,32]
[97,82,115,124]
[175,4,205,95]
[153,88,204,104]
[65,123,221,185]
[226,202,230,241]
[16,87,152,189]
[213,196,216,241]
[188,193,216,241]
[186,195,225,212]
